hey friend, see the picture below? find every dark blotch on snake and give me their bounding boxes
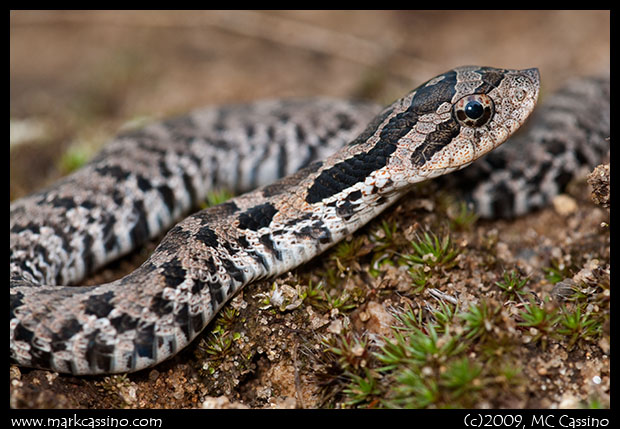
[490,182,515,219]
[414,70,457,113]
[157,185,176,214]
[259,233,283,261]
[160,258,187,289]
[262,161,323,198]
[410,119,461,167]
[110,313,139,332]
[84,291,116,318]
[305,139,398,204]
[49,196,78,210]
[128,200,150,246]
[136,175,153,192]
[238,203,278,231]
[182,173,198,206]
[336,200,357,220]
[476,70,505,94]
[86,333,114,373]
[149,292,174,317]
[195,225,220,248]
[134,324,156,359]
[174,304,191,340]
[13,323,34,343]
[95,165,132,181]
[209,281,226,307]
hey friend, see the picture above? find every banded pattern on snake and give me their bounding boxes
[9,65,607,375]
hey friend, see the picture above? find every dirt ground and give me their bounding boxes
[10,10,610,409]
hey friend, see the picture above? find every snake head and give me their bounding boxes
[389,65,541,183]
[304,66,539,205]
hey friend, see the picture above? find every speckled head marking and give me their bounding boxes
[11,66,542,374]
[406,66,540,179]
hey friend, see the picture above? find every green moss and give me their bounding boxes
[376,323,465,370]
[343,368,381,408]
[518,297,559,351]
[327,296,534,408]
[203,188,235,208]
[332,236,368,264]
[401,231,459,269]
[459,300,502,342]
[495,270,530,301]
[304,280,358,312]
[323,332,370,372]
[447,200,479,231]
[194,306,244,376]
[59,146,91,174]
[556,305,601,350]
[543,259,573,284]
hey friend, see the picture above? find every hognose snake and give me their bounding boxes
[10,66,609,375]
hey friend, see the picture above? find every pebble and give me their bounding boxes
[552,194,578,216]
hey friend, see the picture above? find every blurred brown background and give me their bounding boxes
[10,10,609,195]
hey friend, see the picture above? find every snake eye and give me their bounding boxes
[464,101,484,119]
[454,94,494,127]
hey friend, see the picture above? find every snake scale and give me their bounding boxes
[10,66,609,375]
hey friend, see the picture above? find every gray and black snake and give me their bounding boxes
[10,66,609,375]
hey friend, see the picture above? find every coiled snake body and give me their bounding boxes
[10,66,608,375]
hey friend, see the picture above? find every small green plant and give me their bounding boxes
[376,323,465,370]
[325,289,355,311]
[194,305,242,375]
[386,367,439,408]
[203,188,234,207]
[371,220,402,253]
[332,236,368,264]
[303,281,358,312]
[459,300,501,342]
[447,200,479,230]
[400,231,459,270]
[406,266,431,293]
[217,306,239,330]
[343,369,381,407]
[556,305,601,349]
[495,270,530,301]
[497,363,522,385]
[203,331,232,356]
[59,145,92,174]
[518,298,559,350]
[429,300,458,333]
[323,333,370,372]
[301,279,323,302]
[368,220,403,276]
[440,357,483,397]
[584,395,606,409]
[543,260,571,284]
[394,300,458,334]
[96,373,134,406]
[99,373,131,393]
[390,303,422,332]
